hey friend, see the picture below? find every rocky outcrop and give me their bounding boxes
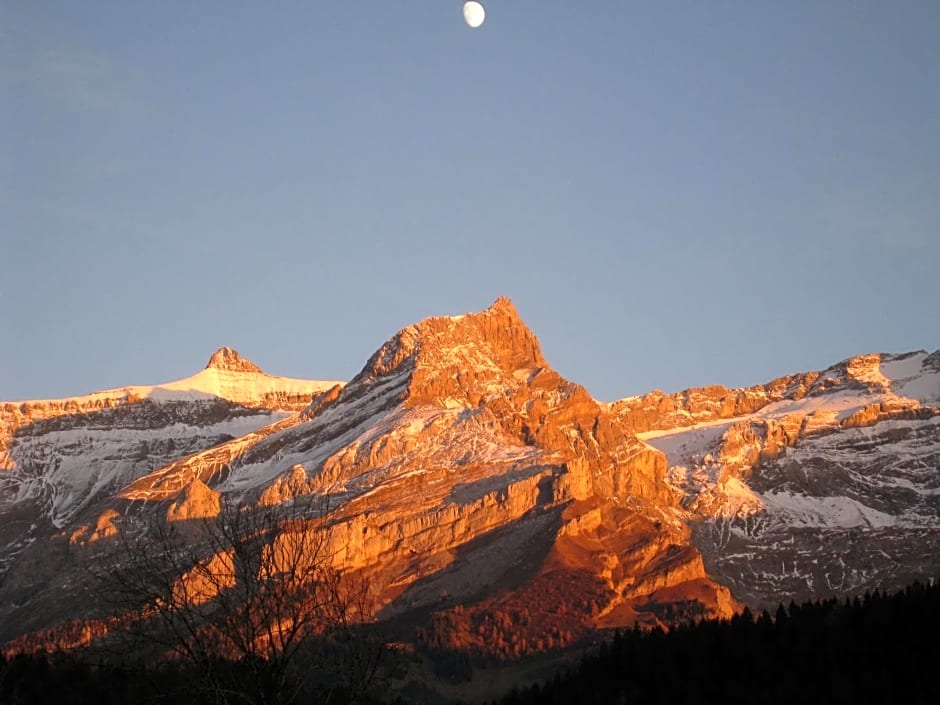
[206,347,264,373]
[925,350,940,373]
[166,479,221,522]
[258,464,315,506]
[174,549,235,607]
[717,415,806,477]
[69,508,120,544]
[610,371,821,434]
[839,400,935,429]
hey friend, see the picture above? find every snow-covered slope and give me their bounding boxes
[636,350,940,606]
[5,346,340,408]
[0,347,339,537]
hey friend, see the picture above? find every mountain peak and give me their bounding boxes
[469,295,546,371]
[351,298,547,393]
[205,347,263,373]
[487,295,518,316]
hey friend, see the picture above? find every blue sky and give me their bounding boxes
[2,1,939,402]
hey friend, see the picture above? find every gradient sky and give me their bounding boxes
[2,1,939,403]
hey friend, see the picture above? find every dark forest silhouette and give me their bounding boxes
[3,580,938,704]
[494,580,940,705]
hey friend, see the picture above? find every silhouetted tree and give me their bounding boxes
[97,493,386,705]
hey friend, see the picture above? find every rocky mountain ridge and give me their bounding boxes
[636,349,940,606]
[1,299,937,671]
[0,351,338,569]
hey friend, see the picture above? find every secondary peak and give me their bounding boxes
[205,347,263,373]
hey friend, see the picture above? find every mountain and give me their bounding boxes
[622,350,940,606]
[0,349,339,582]
[0,348,338,524]
[1,299,937,674]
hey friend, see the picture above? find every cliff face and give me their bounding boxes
[609,371,822,434]
[640,350,940,607]
[205,347,264,374]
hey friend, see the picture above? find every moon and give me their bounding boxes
[463,1,485,28]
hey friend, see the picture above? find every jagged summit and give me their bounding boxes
[350,297,547,392]
[307,298,669,509]
[205,347,263,373]
[487,294,520,318]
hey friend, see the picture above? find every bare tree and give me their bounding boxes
[98,493,386,705]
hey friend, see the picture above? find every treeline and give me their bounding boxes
[417,604,579,665]
[496,581,940,705]
[0,655,182,705]
[4,581,938,704]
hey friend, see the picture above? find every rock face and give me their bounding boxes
[609,372,822,434]
[165,479,221,522]
[0,299,937,675]
[206,347,264,373]
[638,350,940,608]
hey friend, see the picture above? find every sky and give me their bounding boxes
[2,1,939,403]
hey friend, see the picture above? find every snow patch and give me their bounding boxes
[9,367,341,407]
[761,491,898,529]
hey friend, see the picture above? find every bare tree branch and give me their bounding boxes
[94,491,387,705]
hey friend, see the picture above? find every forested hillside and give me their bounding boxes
[496,581,940,705]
